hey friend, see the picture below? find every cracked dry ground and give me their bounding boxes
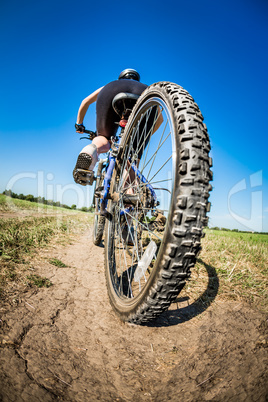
[0,229,267,402]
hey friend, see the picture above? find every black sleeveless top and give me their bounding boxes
[96,79,147,139]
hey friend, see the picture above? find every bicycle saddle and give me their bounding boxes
[112,92,140,117]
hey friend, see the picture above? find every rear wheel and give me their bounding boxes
[104,82,212,324]
[93,210,105,246]
[93,162,106,246]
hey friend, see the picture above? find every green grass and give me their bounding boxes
[1,196,267,313]
[0,193,73,213]
[185,229,268,312]
[204,229,267,272]
[26,274,53,288]
[0,214,93,264]
[208,228,268,244]
[0,201,94,297]
[0,216,70,262]
[49,258,68,268]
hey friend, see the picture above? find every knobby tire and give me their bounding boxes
[93,163,106,246]
[104,82,213,324]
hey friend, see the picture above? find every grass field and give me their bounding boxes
[0,195,93,297]
[185,228,268,313]
[0,193,76,212]
[0,195,267,312]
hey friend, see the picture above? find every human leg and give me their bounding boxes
[81,136,111,155]
[73,136,111,186]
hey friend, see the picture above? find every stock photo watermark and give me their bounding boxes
[3,169,265,233]
[4,170,93,212]
[228,170,263,232]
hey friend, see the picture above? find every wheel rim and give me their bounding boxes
[107,96,176,303]
[93,199,99,241]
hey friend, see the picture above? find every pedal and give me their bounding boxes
[95,191,102,198]
[73,168,95,186]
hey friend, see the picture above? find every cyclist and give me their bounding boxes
[73,68,148,186]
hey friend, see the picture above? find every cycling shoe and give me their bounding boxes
[73,153,95,185]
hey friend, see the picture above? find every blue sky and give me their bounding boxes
[0,0,267,231]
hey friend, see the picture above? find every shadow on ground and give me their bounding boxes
[146,259,219,327]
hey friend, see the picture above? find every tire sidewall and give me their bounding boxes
[105,83,180,319]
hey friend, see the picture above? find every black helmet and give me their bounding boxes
[118,68,140,81]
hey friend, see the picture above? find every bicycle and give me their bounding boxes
[79,81,213,324]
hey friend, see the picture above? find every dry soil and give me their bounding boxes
[0,228,267,401]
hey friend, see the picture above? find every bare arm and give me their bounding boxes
[76,87,103,124]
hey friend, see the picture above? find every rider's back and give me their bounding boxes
[96,79,147,138]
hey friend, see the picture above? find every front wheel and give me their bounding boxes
[104,82,213,324]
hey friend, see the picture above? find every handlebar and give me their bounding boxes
[75,123,97,140]
[79,129,97,141]
[83,129,96,135]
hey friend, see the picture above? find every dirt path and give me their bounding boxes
[0,229,267,401]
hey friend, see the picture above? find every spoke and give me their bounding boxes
[127,204,158,288]
[138,106,162,154]
[138,177,173,187]
[119,107,164,195]
[123,204,160,289]
[123,209,163,242]
[146,119,168,180]
[141,130,171,174]
[119,136,136,188]
[116,210,134,298]
[137,107,162,174]
[122,208,140,263]
[149,155,172,183]
[119,171,173,206]
[114,206,127,296]
[107,97,174,301]
[115,208,124,295]
[135,108,153,153]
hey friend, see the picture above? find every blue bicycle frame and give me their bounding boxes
[99,136,157,218]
